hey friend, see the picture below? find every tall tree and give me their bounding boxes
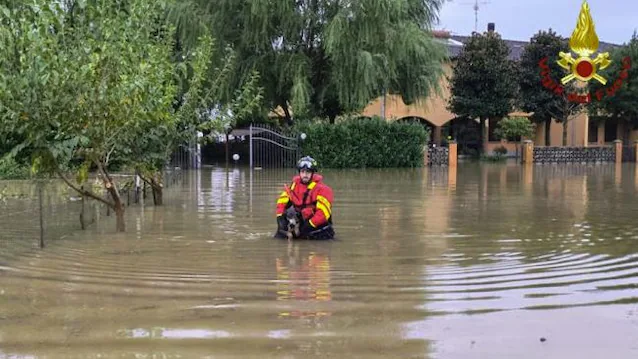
[448,31,519,153]
[519,29,583,146]
[0,0,206,232]
[588,33,637,138]
[166,0,448,123]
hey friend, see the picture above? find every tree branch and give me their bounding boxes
[56,168,113,207]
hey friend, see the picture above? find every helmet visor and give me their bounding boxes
[298,160,315,170]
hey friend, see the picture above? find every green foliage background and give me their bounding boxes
[293,116,429,168]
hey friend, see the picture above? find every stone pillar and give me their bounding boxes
[448,141,457,167]
[521,140,534,164]
[614,139,622,164]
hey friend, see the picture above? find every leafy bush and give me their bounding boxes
[293,115,429,168]
[0,156,30,180]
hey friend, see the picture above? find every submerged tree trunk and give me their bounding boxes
[56,165,126,233]
[80,184,86,230]
[104,183,125,232]
[151,172,163,206]
[139,171,164,206]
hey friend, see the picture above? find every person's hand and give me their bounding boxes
[299,220,313,236]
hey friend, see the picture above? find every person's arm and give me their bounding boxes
[308,185,333,228]
[276,183,295,216]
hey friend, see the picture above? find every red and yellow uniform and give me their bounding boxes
[276,173,333,229]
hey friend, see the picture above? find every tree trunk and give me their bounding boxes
[108,185,126,232]
[282,103,292,126]
[562,120,569,146]
[151,173,163,206]
[114,201,125,232]
[105,181,126,232]
[152,185,163,206]
[80,184,86,230]
[545,118,552,146]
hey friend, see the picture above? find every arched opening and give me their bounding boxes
[445,117,481,156]
[396,116,443,146]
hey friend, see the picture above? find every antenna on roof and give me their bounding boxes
[450,0,491,32]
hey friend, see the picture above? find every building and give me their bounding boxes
[360,23,627,155]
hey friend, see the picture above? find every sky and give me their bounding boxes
[436,0,637,45]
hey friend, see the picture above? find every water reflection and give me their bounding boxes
[1,163,638,358]
[276,245,332,318]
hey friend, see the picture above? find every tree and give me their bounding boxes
[0,0,201,232]
[166,0,448,124]
[448,31,519,153]
[494,116,536,158]
[588,33,638,137]
[518,29,583,146]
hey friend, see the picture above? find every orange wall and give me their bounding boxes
[359,60,603,148]
[361,64,456,127]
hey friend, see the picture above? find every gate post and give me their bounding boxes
[448,141,457,167]
[521,140,534,164]
[249,124,253,169]
[614,139,622,164]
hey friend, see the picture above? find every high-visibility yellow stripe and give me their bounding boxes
[316,195,331,209]
[308,182,317,189]
[309,219,316,228]
[316,202,331,219]
[277,190,289,204]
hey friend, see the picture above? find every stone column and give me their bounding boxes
[521,140,534,164]
[614,139,622,164]
[448,141,457,167]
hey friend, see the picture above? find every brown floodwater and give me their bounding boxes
[1,162,638,358]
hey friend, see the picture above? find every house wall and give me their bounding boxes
[361,63,456,128]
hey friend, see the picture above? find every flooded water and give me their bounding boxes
[1,163,638,358]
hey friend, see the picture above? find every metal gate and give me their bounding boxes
[249,124,301,168]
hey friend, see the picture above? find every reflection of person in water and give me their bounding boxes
[275,246,332,318]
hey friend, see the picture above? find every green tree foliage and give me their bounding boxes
[448,31,519,153]
[0,0,201,231]
[518,29,583,146]
[294,116,429,168]
[588,33,638,133]
[167,0,448,123]
[494,117,536,141]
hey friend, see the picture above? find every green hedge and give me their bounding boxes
[293,116,429,168]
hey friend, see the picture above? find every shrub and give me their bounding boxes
[0,156,30,180]
[293,115,429,168]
